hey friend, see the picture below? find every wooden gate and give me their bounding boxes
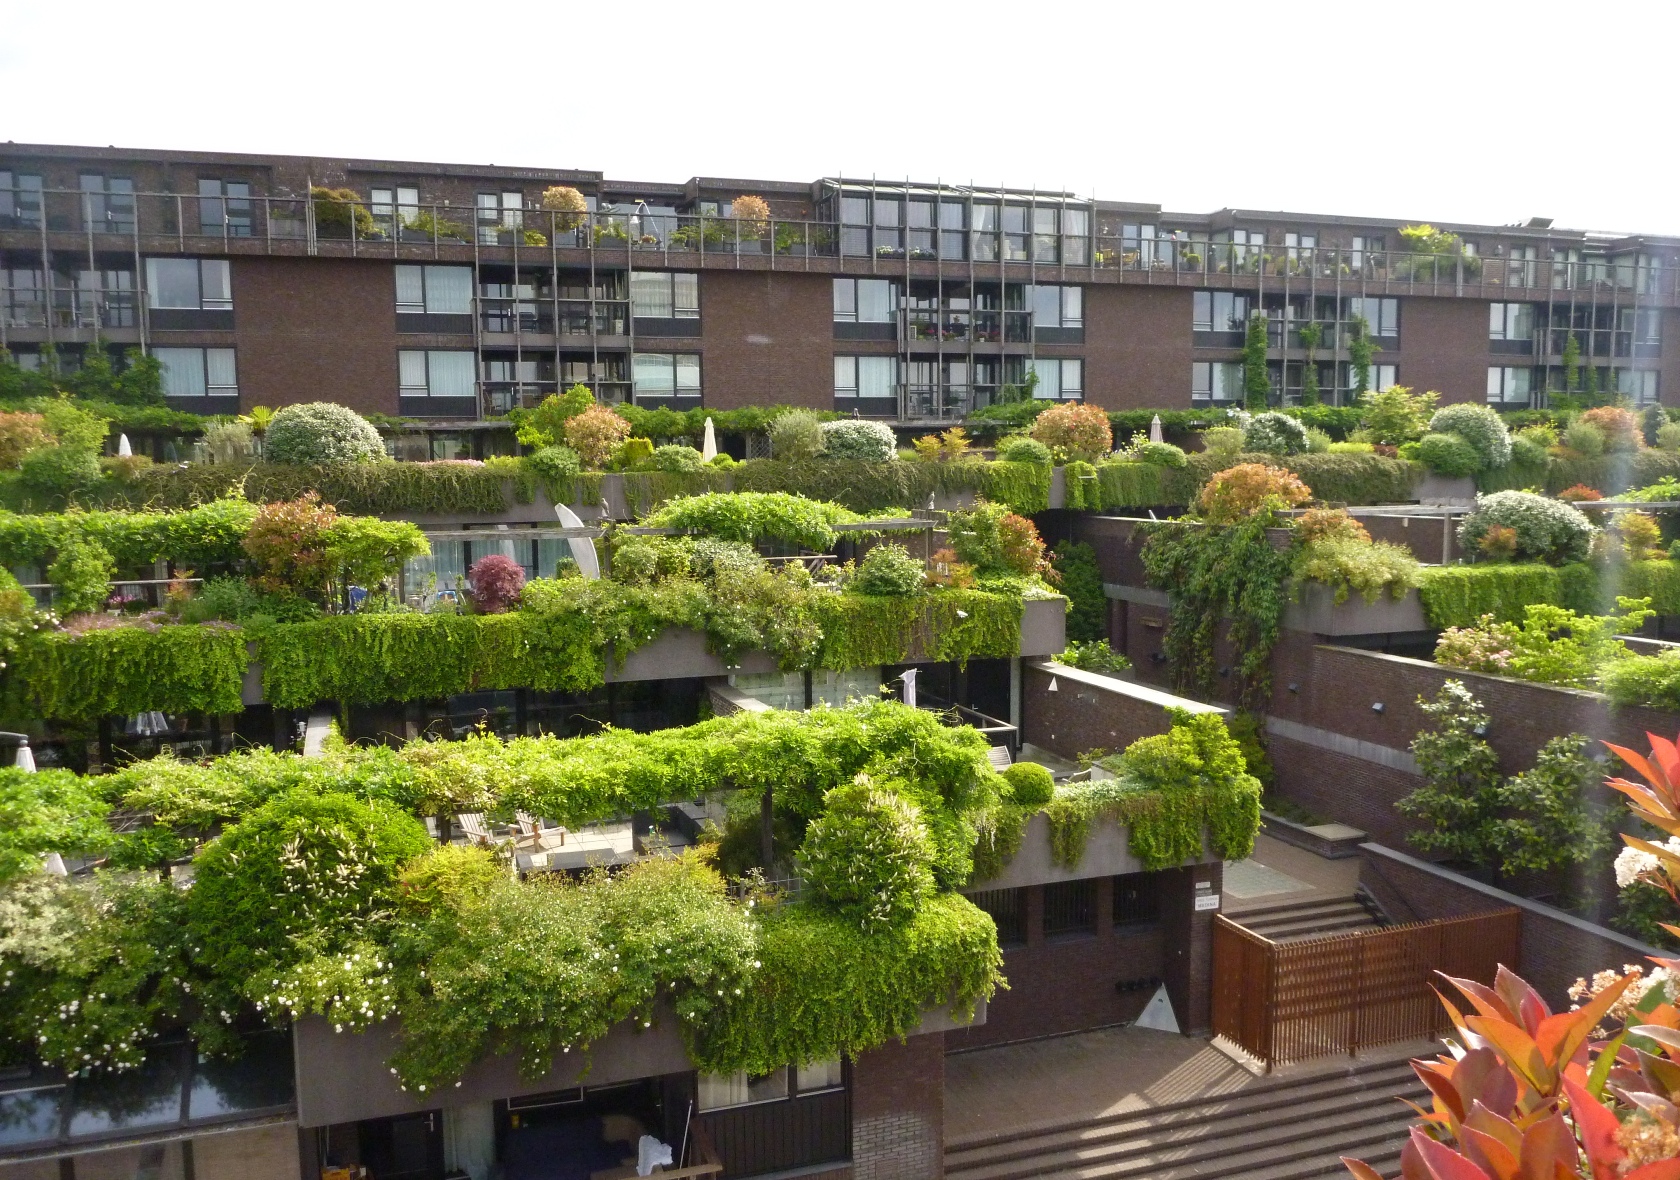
[1211,908,1521,1069]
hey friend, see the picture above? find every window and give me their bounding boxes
[834,355,898,404]
[400,350,477,398]
[198,179,252,236]
[371,186,420,233]
[1487,366,1533,406]
[632,353,701,403]
[1348,297,1398,337]
[967,888,1026,947]
[394,265,473,315]
[1114,874,1162,927]
[1192,291,1251,332]
[1489,302,1535,341]
[1043,879,1097,938]
[1029,285,1083,329]
[477,191,525,242]
[1629,308,1662,346]
[1284,232,1317,260]
[631,272,700,319]
[154,347,237,399]
[146,259,232,311]
[832,278,897,323]
[1027,358,1082,400]
[1192,361,1244,403]
[79,174,135,234]
[1349,235,1383,268]
[1619,370,1660,405]
[0,172,43,229]
[698,1062,843,1111]
[795,1059,844,1094]
[1343,363,1398,394]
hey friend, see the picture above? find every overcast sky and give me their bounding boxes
[6,0,1677,235]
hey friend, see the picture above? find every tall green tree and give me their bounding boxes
[1561,332,1581,393]
[1298,321,1322,406]
[1348,316,1376,397]
[1242,310,1271,409]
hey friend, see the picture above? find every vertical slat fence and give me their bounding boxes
[1211,909,1520,1070]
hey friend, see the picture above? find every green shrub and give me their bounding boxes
[1509,433,1549,469]
[264,402,385,465]
[1358,386,1437,446]
[768,409,825,461]
[1564,419,1606,458]
[0,767,114,882]
[1326,441,1374,454]
[1000,762,1054,807]
[509,385,595,448]
[47,536,114,615]
[1304,427,1333,453]
[1601,650,1680,711]
[614,437,655,469]
[643,492,867,551]
[20,446,102,497]
[820,420,896,462]
[1294,536,1420,604]
[646,444,705,473]
[1458,490,1596,565]
[853,543,925,596]
[201,421,255,464]
[526,444,581,489]
[1130,441,1189,468]
[797,778,936,929]
[1056,638,1130,674]
[996,435,1052,465]
[1416,431,1482,477]
[1416,562,1600,629]
[1658,422,1680,453]
[1200,426,1245,455]
[1284,453,1421,505]
[1050,541,1104,641]
[1243,412,1310,456]
[1428,403,1511,469]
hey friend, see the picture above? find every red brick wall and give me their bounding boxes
[1085,286,1193,411]
[1020,663,1185,761]
[851,1035,943,1180]
[700,272,833,410]
[1268,734,1426,849]
[1662,310,1680,409]
[1397,297,1490,405]
[233,256,400,415]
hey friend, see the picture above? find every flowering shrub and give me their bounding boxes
[467,554,526,614]
[1581,404,1645,452]
[1558,483,1604,502]
[264,402,384,465]
[540,185,587,229]
[1295,508,1370,545]
[731,194,771,234]
[1433,617,1516,674]
[797,777,936,930]
[0,411,50,468]
[1458,490,1596,565]
[1030,403,1112,462]
[243,493,338,598]
[819,419,896,462]
[564,404,632,469]
[1242,412,1309,456]
[1428,402,1512,469]
[1195,463,1312,524]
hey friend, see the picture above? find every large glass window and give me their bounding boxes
[1192,291,1251,332]
[1486,366,1533,406]
[832,278,897,323]
[400,350,476,398]
[198,178,252,236]
[1488,302,1534,341]
[477,191,525,243]
[155,347,238,399]
[1618,369,1660,405]
[1029,285,1083,329]
[371,186,420,235]
[834,355,898,403]
[632,353,701,403]
[1348,296,1398,337]
[631,272,700,319]
[697,1062,843,1112]
[394,265,473,315]
[1192,361,1244,403]
[145,258,232,311]
[79,173,135,234]
[0,171,43,229]
[1027,357,1082,400]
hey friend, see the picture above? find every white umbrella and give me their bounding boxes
[552,503,601,580]
[14,745,34,772]
[701,417,717,462]
[1149,414,1163,445]
[117,433,132,457]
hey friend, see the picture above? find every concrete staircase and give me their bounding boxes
[1228,892,1385,942]
[944,1055,1424,1180]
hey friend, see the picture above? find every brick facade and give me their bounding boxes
[1085,285,1193,411]
[1020,662,1193,762]
[700,271,834,410]
[1392,296,1491,405]
[851,1035,944,1180]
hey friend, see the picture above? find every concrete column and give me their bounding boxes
[1161,862,1223,1035]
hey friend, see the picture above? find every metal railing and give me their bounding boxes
[1,186,1671,303]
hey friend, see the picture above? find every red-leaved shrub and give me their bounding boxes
[467,554,526,614]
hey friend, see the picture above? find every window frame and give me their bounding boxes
[631,352,702,404]
[154,346,238,400]
[399,349,478,399]
[145,258,232,312]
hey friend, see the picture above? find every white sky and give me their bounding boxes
[5,0,1678,236]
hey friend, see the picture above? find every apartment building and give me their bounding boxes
[2,143,1677,425]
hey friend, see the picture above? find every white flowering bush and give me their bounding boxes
[1458,490,1597,565]
[1429,403,1512,470]
[798,776,936,930]
[265,402,386,465]
[820,419,897,462]
[1242,412,1310,456]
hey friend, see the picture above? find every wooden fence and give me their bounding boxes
[1211,908,1521,1069]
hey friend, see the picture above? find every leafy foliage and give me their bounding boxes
[1243,412,1310,456]
[947,501,1048,576]
[46,536,114,615]
[264,402,385,465]
[642,492,873,551]
[1055,639,1130,675]
[768,409,825,461]
[1293,536,1420,604]
[1429,402,1513,469]
[1416,431,1482,477]
[1458,490,1597,565]
[1397,681,1504,864]
[1196,463,1311,524]
[1050,541,1105,642]
[819,419,896,462]
[1603,650,1680,712]
[466,554,526,614]
[564,405,632,469]
[1432,597,1651,691]
[0,768,114,882]
[853,543,925,596]
[999,762,1054,807]
[996,435,1052,465]
[1357,385,1437,446]
[798,778,936,929]
[1030,403,1113,462]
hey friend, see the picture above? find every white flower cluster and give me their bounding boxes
[1615,838,1680,888]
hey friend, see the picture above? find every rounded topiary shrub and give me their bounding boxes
[820,419,896,462]
[797,777,935,929]
[1131,440,1189,468]
[997,435,1053,465]
[1001,761,1054,807]
[767,409,825,461]
[187,790,431,996]
[1416,431,1482,478]
[646,444,705,473]
[1242,412,1310,456]
[1427,403,1511,470]
[853,542,925,596]
[467,553,525,613]
[1457,490,1596,565]
[526,444,581,484]
[264,402,385,465]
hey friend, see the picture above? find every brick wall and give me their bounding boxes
[1268,733,1426,848]
[1021,662,1202,761]
[851,1034,944,1180]
[1358,843,1661,1009]
[233,256,400,415]
[701,271,833,410]
[1397,297,1491,406]
[1085,286,1193,411]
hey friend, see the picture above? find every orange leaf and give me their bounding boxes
[1535,975,1632,1070]
[1410,1128,1495,1180]
[1467,1015,1555,1095]
[1446,974,1520,1025]
[1496,966,1551,1035]
[1562,1077,1623,1180]
[1460,1127,1521,1180]
[1343,1159,1388,1180]
[1625,1164,1680,1180]
[1517,1113,1574,1179]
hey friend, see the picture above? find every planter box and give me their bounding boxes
[968,812,1219,890]
[1282,582,1426,636]
[1413,473,1477,506]
[1260,811,1367,859]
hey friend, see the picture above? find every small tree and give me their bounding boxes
[563,404,631,469]
[1492,733,1614,877]
[466,554,526,614]
[1297,321,1322,406]
[1348,316,1376,397]
[1562,332,1582,393]
[1242,310,1270,409]
[1397,680,1502,866]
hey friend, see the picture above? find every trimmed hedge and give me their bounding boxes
[1478,449,1680,497]
[1414,560,1680,629]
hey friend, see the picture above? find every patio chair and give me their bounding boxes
[986,745,1014,772]
[456,813,493,845]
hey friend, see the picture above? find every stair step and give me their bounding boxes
[1238,903,1369,925]
[946,1090,1423,1180]
[1229,896,1366,920]
[946,1060,1419,1157]
[1256,916,1381,939]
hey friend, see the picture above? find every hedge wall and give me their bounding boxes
[1416,560,1680,629]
